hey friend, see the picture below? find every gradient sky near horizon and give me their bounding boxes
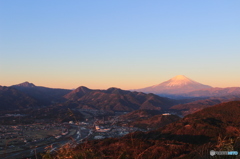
[1,1,240,89]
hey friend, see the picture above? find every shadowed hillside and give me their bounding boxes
[63,87,177,112]
[0,86,39,110]
[11,82,71,105]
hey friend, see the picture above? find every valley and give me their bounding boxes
[0,77,240,158]
[0,107,181,159]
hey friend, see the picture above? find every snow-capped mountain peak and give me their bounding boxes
[170,75,190,81]
[165,75,195,87]
[136,75,212,94]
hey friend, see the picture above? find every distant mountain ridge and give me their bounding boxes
[1,82,178,112]
[135,75,212,95]
[11,82,71,105]
[182,87,240,97]
[170,95,240,116]
[0,86,39,110]
[63,86,177,112]
[14,81,36,87]
[2,80,240,114]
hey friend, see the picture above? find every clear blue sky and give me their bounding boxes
[1,1,240,89]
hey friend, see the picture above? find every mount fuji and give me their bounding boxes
[135,75,212,95]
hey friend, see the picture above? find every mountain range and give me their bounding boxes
[1,79,240,158]
[2,79,240,158]
[0,82,178,112]
[1,76,240,115]
[63,86,177,111]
